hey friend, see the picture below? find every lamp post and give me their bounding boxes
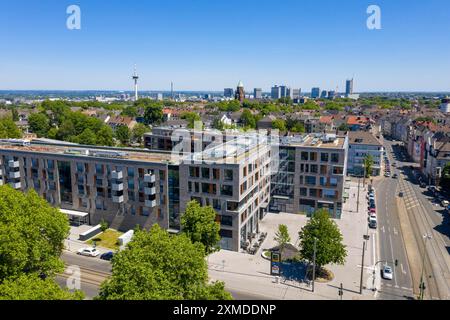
[419,234,432,300]
[312,238,317,293]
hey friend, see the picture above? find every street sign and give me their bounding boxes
[271,251,281,276]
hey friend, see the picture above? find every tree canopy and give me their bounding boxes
[298,209,347,270]
[97,224,231,300]
[0,274,84,300]
[0,117,21,139]
[181,200,221,255]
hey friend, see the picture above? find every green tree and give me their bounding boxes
[0,274,84,300]
[298,209,347,275]
[96,126,114,146]
[115,125,131,145]
[131,123,150,144]
[272,119,287,132]
[274,224,291,258]
[140,100,164,125]
[181,112,202,129]
[28,113,50,137]
[0,186,69,280]
[11,109,19,122]
[240,109,257,129]
[181,200,221,255]
[338,123,350,132]
[0,117,21,139]
[441,162,450,193]
[363,154,374,178]
[97,225,232,300]
[77,128,97,145]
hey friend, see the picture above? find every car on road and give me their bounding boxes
[420,181,427,188]
[369,217,377,229]
[369,207,376,214]
[428,186,437,193]
[441,200,449,208]
[100,251,114,261]
[385,172,391,177]
[77,247,100,257]
[382,265,393,280]
[392,174,398,179]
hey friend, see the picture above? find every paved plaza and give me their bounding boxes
[208,179,381,300]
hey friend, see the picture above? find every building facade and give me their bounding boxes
[347,131,383,176]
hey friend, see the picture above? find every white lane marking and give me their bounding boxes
[381,226,385,233]
[393,227,398,236]
[401,263,406,275]
[389,233,399,288]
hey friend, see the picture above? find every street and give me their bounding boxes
[373,140,414,300]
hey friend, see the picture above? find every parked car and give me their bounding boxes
[382,265,393,280]
[392,174,398,179]
[77,247,100,257]
[420,181,427,188]
[385,172,391,177]
[369,217,377,229]
[428,186,437,193]
[369,207,376,214]
[100,251,114,261]
[441,200,449,208]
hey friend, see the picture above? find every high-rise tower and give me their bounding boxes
[132,65,139,101]
[235,80,245,103]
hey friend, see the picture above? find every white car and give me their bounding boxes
[77,247,101,257]
[441,200,449,208]
[382,265,393,280]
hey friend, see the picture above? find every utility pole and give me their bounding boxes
[419,234,432,300]
[339,283,344,300]
[357,177,361,213]
[312,238,317,293]
[359,241,366,294]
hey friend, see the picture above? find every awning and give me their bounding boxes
[60,209,89,218]
[318,200,334,205]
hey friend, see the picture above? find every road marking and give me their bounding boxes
[389,233,399,288]
[393,227,398,236]
[401,263,406,275]
[381,226,385,233]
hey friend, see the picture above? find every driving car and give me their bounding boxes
[385,172,391,177]
[77,247,100,257]
[382,265,393,280]
[100,251,114,261]
[392,174,398,179]
[369,217,377,229]
[420,181,426,188]
[442,200,450,208]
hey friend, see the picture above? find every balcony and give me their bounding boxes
[112,183,124,191]
[112,195,124,203]
[111,171,123,180]
[144,187,156,195]
[0,169,2,176]
[9,182,21,189]
[144,174,156,183]
[145,199,157,208]
[8,160,20,168]
[9,171,21,179]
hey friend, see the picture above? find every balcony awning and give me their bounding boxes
[60,209,89,218]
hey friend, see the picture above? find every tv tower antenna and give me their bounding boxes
[132,65,139,101]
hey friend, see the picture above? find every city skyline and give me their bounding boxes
[1,0,450,92]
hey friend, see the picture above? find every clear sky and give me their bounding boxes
[1,0,449,92]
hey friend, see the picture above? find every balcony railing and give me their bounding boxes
[144,187,156,195]
[9,171,21,179]
[144,173,156,183]
[9,182,21,189]
[8,160,20,168]
[111,171,123,180]
[145,199,157,208]
[112,195,124,203]
[112,183,124,191]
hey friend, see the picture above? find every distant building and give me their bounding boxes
[280,86,289,98]
[235,81,245,103]
[345,79,354,96]
[311,87,320,99]
[156,93,163,101]
[271,86,281,100]
[254,88,262,100]
[224,88,234,98]
[347,131,383,176]
[320,90,328,99]
[440,97,450,113]
[328,91,336,99]
[291,89,301,100]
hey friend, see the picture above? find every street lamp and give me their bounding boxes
[419,234,432,300]
[312,237,317,293]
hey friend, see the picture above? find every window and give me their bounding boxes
[301,152,309,161]
[305,176,316,186]
[213,168,220,180]
[224,169,233,181]
[202,183,216,194]
[300,188,307,196]
[127,167,135,177]
[220,215,233,226]
[333,166,344,175]
[331,153,340,163]
[309,188,318,197]
[188,181,192,192]
[128,191,135,201]
[221,185,233,197]
[324,189,337,199]
[47,159,55,169]
[310,164,318,174]
[189,167,200,178]
[201,167,210,179]
[76,163,84,173]
[219,229,233,238]
[213,199,222,210]
[330,178,338,187]
[227,201,239,211]
[310,152,317,161]
[194,182,200,193]
[321,153,329,162]
[95,164,104,174]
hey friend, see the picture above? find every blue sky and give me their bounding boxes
[1,0,449,92]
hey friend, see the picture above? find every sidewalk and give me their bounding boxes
[208,179,379,300]
[64,225,110,255]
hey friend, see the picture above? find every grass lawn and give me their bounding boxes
[87,229,123,250]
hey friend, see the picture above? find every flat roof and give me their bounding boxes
[0,141,179,164]
[280,134,347,149]
[348,131,382,147]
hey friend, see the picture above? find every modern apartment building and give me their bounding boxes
[0,134,272,252]
[271,86,281,100]
[269,133,348,219]
[253,88,262,100]
[311,87,320,99]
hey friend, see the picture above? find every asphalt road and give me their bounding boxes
[373,140,414,300]
[59,251,266,300]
